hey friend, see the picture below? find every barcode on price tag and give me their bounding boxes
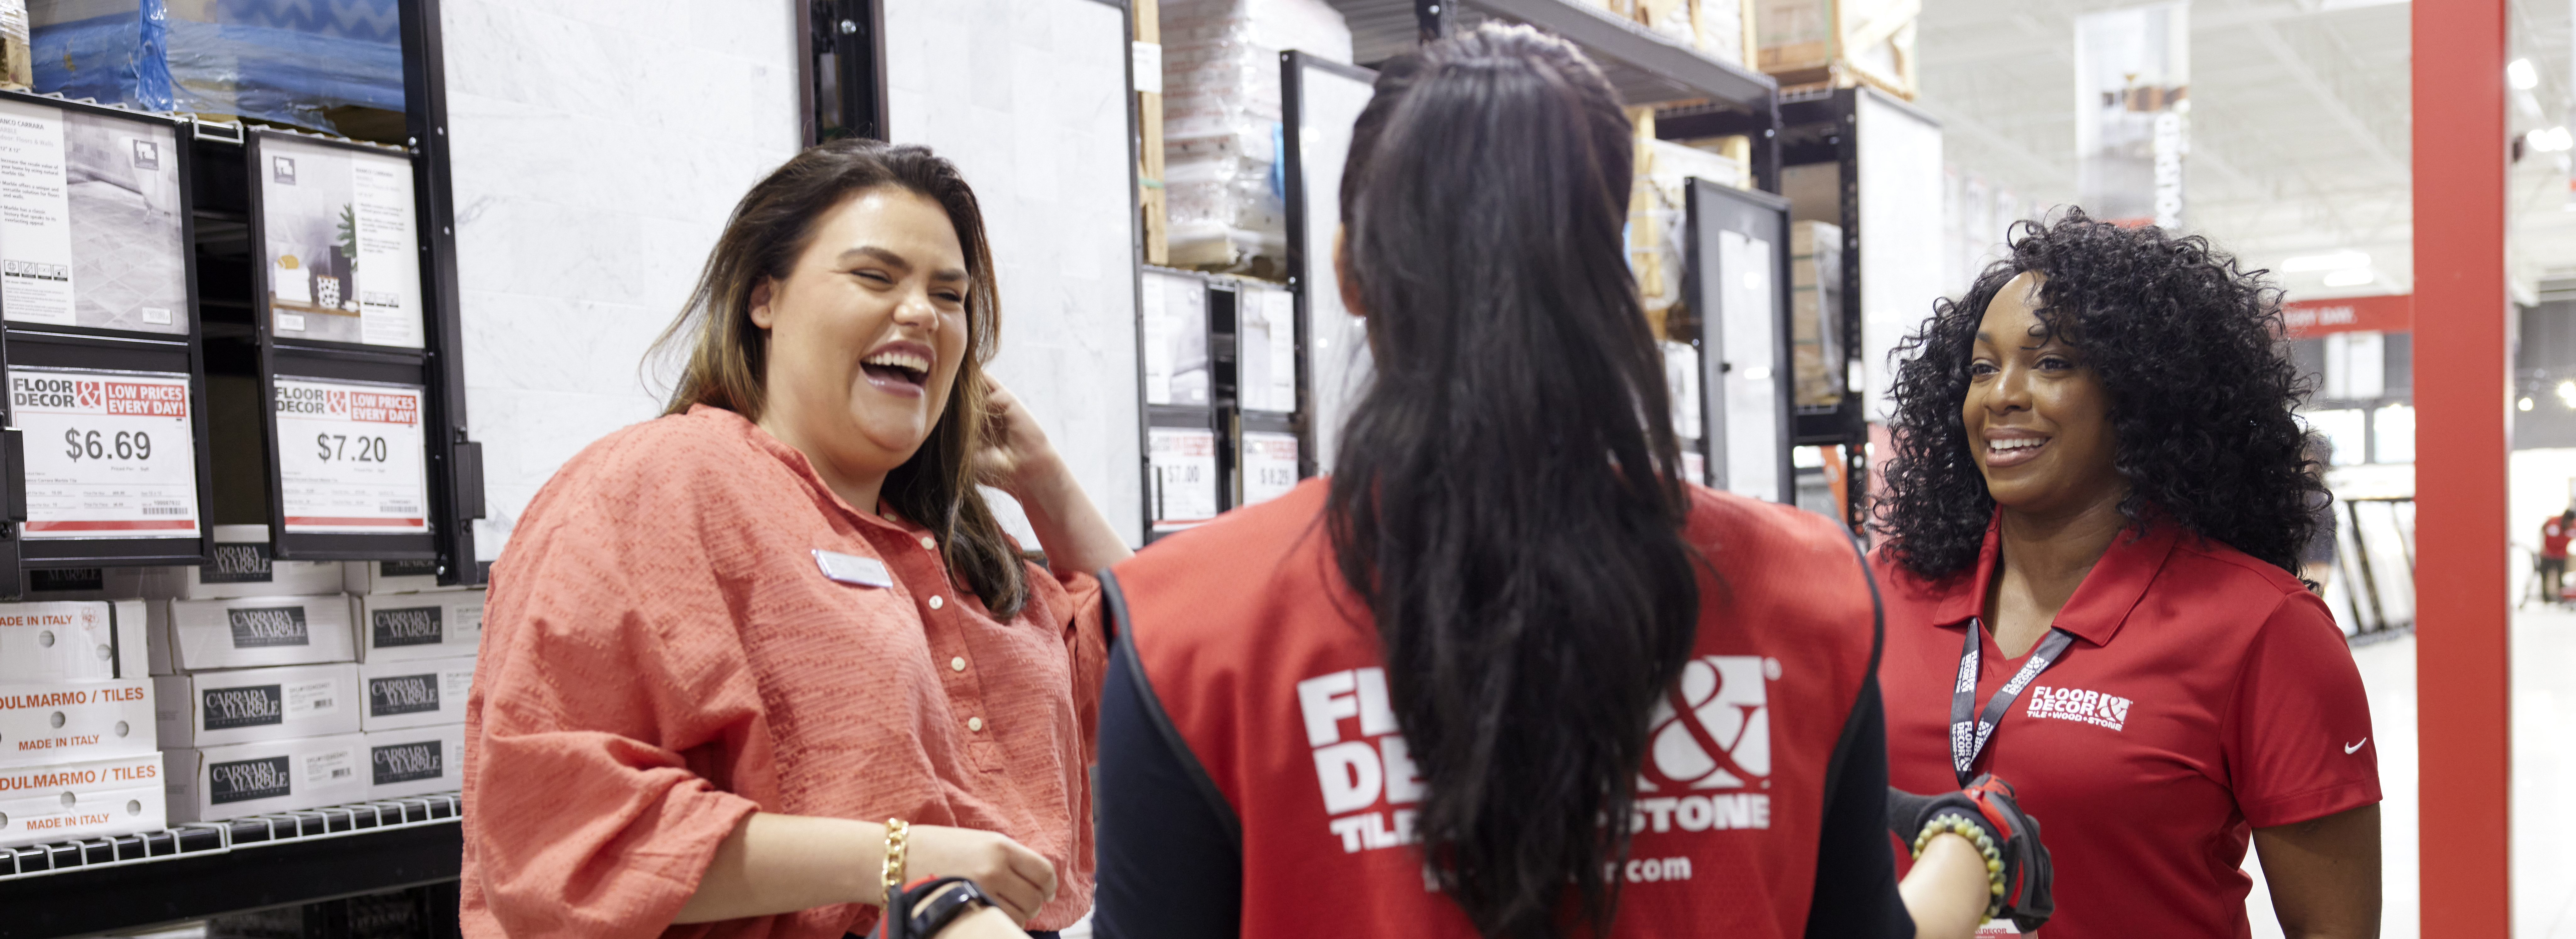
[7,366,200,539]
[272,377,429,534]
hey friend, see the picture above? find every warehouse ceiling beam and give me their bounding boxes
[2245,20,2408,181]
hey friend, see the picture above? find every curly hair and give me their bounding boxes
[1872,209,2328,582]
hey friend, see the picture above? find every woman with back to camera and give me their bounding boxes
[1872,212,2382,938]
[1089,25,2051,939]
[461,140,1128,939]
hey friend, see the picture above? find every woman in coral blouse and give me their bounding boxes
[461,140,1130,939]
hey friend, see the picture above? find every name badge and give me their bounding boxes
[813,550,892,588]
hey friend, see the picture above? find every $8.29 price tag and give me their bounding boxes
[272,377,427,534]
[8,366,199,539]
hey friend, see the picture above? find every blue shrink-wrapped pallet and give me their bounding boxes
[30,0,400,135]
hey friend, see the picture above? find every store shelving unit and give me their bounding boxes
[0,794,460,938]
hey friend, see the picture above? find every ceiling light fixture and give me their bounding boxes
[2532,127,2575,153]
[2284,251,2371,272]
[2522,397,2537,412]
[2559,380,2576,409]
[2322,269,2375,287]
[2509,58,2540,91]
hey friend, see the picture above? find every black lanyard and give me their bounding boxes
[1950,618,2077,787]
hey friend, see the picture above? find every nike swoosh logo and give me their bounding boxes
[2345,738,2368,754]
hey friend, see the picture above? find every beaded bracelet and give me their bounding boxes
[881,818,912,908]
[1911,812,2007,925]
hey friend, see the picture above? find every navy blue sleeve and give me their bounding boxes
[1091,632,1242,939]
[1802,673,1916,939]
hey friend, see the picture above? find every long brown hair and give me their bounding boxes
[652,138,1028,618]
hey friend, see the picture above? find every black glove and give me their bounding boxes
[1887,774,2054,932]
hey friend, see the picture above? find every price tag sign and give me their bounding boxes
[1148,427,1219,527]
[9,366,199,539]
[272,377,428,534]
[1240,431,1300,506]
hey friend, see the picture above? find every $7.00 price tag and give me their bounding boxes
[7,366,199,539]
[272,377,428,534]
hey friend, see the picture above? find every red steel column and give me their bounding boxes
[2412,0,2512,933]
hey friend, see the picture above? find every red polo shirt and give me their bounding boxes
[1874,515,2379,939]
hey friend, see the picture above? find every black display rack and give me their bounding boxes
[0,794,460,939]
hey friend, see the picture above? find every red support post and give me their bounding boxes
[2412,1,2512,933]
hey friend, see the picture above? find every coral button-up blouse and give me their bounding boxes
[460,405,1107,939]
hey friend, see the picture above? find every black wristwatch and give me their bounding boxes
[905,878,994,938]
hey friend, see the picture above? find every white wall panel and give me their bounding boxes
[885,0,1146,547]
[441,0,801,561]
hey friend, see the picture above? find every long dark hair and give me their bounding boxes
[652,139,1028,617]
[1874,210,2325,581]
[1326,24,1699,938]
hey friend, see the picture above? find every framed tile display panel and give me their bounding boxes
[1281,52,1377,478]
[0,92,213,580]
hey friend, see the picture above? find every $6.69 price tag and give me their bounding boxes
[272,377,428,534]
[8,367,199,539]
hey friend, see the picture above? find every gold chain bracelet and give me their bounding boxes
[880,818,910,907]
[1912,814,2007,925]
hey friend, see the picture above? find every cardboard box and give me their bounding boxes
[353,591,483,663]
[0,752,164,847]
[164,733,366,823]
[0,678,153,767]
[357,656,471,732]
[342,559,463,596]
[122,525,345,601]
[152,594,357,672]
[0,600,147,683]
[362,725,463,800]
[155,664,361,749]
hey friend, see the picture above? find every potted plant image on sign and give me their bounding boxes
[272,377,428,534]
[1636,655,1775,833]
[7,366,200,540]
[255,134,422,349]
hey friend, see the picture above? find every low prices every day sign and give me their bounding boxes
[273,378,427,534]
[10,367,199,539]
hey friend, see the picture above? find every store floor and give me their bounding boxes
[2244,608,2576,938]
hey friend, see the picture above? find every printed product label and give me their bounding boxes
[379,559,437,577]
[273,377,428,533]
[0,99,75,326]
[202,685,284,730]
[370,739,441,785]
[200,543,275,583]
[11,366,200,540]
[371,606,442,647]
[304,746,355,787]
[368,673,439,716]
[284,678,339,716]
[209,754,292,804]
[225,605,310,648]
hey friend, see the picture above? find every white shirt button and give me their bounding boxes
[928,595,945,610]
[919,535,937,550]
[950,656,966,672]
[967,716,984,732]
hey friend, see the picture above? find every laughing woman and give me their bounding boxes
[461,140,1129,939]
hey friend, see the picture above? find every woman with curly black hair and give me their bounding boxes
[1870,211,2382,938]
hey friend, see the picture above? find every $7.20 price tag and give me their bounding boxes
[272,377,428,534]
[8,366,199,539]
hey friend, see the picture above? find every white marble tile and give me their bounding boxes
[886,0,1145,546]
[442,0,800,562]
